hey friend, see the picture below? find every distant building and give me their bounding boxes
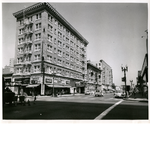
[9,58,15,67]
[99,60,113,90]
[86,60,102,92]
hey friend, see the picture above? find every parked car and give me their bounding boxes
[114,90,125,98]
[94,90,103,97]
[85,90,91,95]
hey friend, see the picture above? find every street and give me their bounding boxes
[3,93,148,120]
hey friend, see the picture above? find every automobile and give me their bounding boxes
[94,90,103,97]
[114,90,125,98]
[85,90,91,95]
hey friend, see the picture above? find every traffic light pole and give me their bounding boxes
[121,65,128,98]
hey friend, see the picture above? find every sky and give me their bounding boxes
[2,1,148,86]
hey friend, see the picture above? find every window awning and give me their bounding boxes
[26,84,40,88]
[46,85,71,88]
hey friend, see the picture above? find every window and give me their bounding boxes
[54,47,57,53]
[66,45,69,52]
[47,55,52,62]
[26,45,32,52]
[28,16,32,22]
[16,68,22,74]
[48,24,53,32]
[46,66,52,73]
[66,53,69,60]
[58,23,62,30]
[47,44,53,52]
[24,56,31,62]
[48,34,53,42]
[54,19,57,25]
[48,14,53,23]
[18,38,24,44]
[54,29,57,34]
[58,49,62,57]
[54,38,56,45]
[57,68,62,74]
[58,59,62,65]
[35,23,41,30]
[34,65,40,72]
[19,28,24,35]
[19,20,24,25]
[27,35,32,42]
[36,13,41,20]
[34,54,40,61]
[66,30,70,36]
[58,41,62,48]
[66,62,69,67]
[63,35,65,41]
[18,47,23,53]
[70,48,74,54]
[54,57,57,64]
[70,64,74,69]
[70,56,73,62]
[17,58,22,63]
[58,31,62,39]
[35,43,41,51]
[35,33,41,40]
[66,71,69,77]
[24,67,31,73]
[66,37,69,44]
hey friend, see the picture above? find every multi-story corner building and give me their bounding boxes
[12,3,88,95]
[99,60,113,90]
[86,60,102,92]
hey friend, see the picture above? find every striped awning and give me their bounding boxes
[46,85,71,88]
[26,84,40,88]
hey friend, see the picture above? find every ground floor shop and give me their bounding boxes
[11,74,85,96]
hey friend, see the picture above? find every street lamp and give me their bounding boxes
[130,80,133,89]
[121,65,128,97]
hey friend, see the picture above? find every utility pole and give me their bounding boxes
[121,65,128,97]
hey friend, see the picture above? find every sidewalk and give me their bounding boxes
[26,93,85,100]
[124,92,148,102]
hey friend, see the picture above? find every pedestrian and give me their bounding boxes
[34,94,36,104]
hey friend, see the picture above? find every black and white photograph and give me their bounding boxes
[1,1,150,150]
[2,2,148,120]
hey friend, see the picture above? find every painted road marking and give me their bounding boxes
[94,99,124,120]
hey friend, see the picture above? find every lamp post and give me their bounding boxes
[121,65,128,97]
[130,80,133,89]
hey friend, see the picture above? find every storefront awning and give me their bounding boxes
[26,84,40,88]
[46,85,71,88]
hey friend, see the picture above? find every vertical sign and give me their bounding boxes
[41,84,45,95]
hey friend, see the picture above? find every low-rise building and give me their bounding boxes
[86,60,102,92]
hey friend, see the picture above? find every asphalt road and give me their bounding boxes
[3,93,148,120]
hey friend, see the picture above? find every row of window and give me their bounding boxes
[19,13,41,25]
[19,11,85,47]
[48,14,85,48]
[15,65,83,79]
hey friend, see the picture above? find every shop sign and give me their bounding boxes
[32,76,41,84]
[46,78,52,83]
[54,78,58,83]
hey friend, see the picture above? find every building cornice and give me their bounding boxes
[13,2,89,45]
[87,62,102,72]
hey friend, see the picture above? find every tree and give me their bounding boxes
[111,83,116,89]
